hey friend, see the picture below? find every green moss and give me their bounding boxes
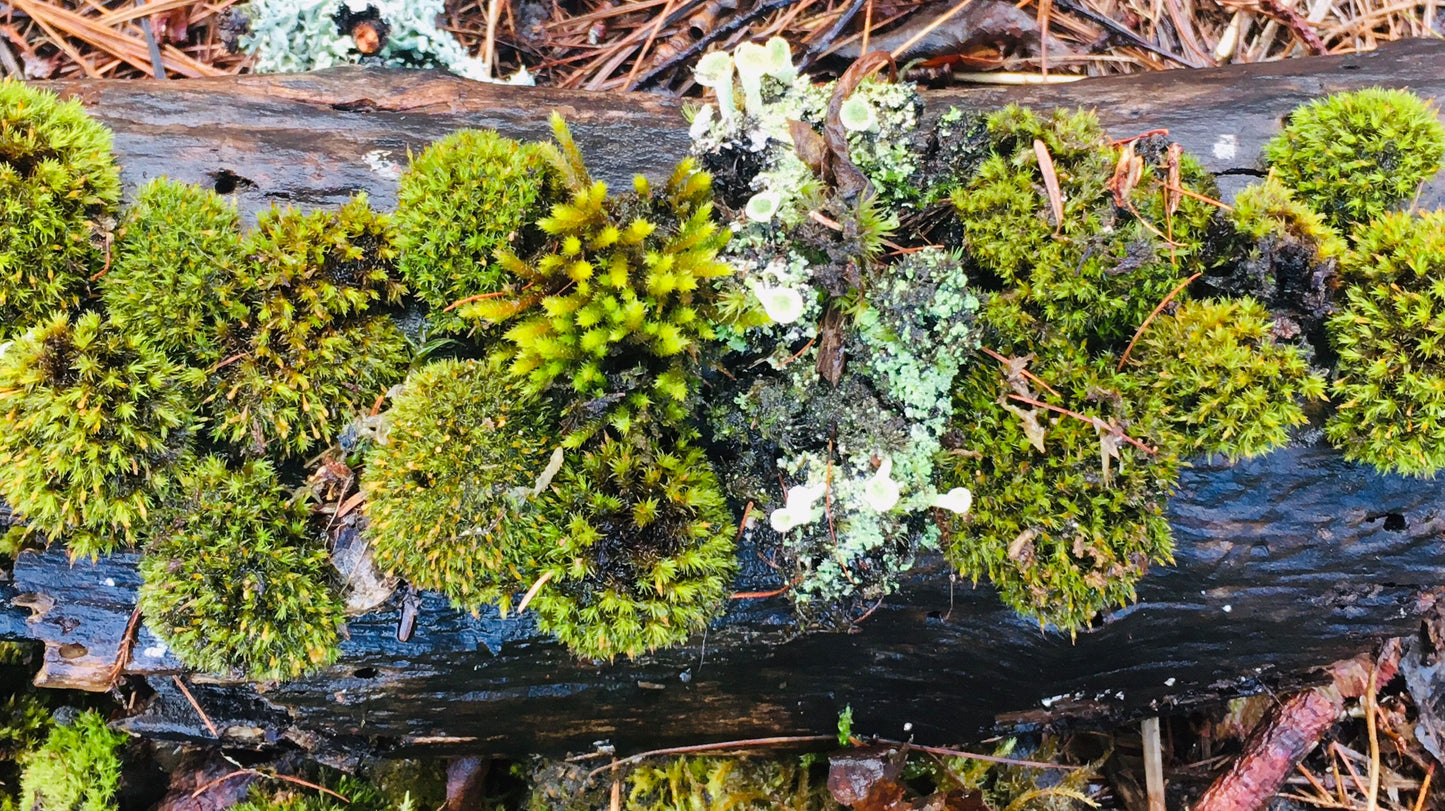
[953,106,1216,347]
[1130,297,1326,460]
[623,756,837,811]
[138,456,344,680]
[0,79,120,338]
[1326,211,1445,476]
[940,317,1179,631]
[464,114,734,447]
[231,774,390,811]
[18,709,125,811]
[530,435,736,660]
[213,195,409,458]
[1263,87,1445,230]
[100,177,248,366]
[395,129,558,334]
[362,358,558,613]
[0,312,198,558]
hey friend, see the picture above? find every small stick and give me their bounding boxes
[587,736,836,780]
[189,769,350,803]
[730,575,802,600]
[853,595,885,624]
[978,347,1061,398]
[1007,394,1158,454]
[808,210,844,231]
[443,283,534,313]
[622,0,675,89]
[209,351,249,372]
[172,675,219,738]
[108,605,143,685]
[1364,661,1381,811]
[734,501,753,541]
[1116,272,1203,371]
[1161,183,1233,212]
[516,570,554,613]
[1413,765,1434,811]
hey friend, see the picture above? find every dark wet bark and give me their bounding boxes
[8,40,1444,760]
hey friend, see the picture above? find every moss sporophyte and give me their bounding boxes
[2,54,1442,668]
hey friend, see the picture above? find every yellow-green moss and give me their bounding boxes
[138,457,344,680]
[362,357,558,614]
[1326,210,1445,476]
[530,435,736,660]
[0,312,199,558]
[395,129,558,334]
[1263,87,1445,230]
[18,710,125,811]
[0,79,120,338]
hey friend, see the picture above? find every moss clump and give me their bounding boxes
[953,106,1216,347]
[395,129,557,333]
[940,317,1179,631]
[138,457,344,680]
[531,436,736,660]
[465,114,734,446]
[1131,297,1326,460]
[214,195,409,458]
[0,312,198,558]
[0,80,120,338]
[363,358,558,613]
[100,177,248,366]
[232,775,390,811]
[1263,88,1445,230]
[18,709,125,811]
[1325,211,1445,476]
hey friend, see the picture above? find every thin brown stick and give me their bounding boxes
[1008,394,1158,454]
[189,769,350,803]
[1364,662,1380,811]
[1162,182,1233,212]
[1414,765,1434,811]
[730,575,803,600]
[1116,272,1202,371]
[209,351,249,372]
[977,347,1062,398]
[876,739,1082,771]
[172,675,219,738]
[443,282,535,312]
[587,736,836,780]
[734,501,754,541]
[623,0,675,89]
[107,605,143,685]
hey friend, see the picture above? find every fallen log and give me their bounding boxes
[7,40,1444,760]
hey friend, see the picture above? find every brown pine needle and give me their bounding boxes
[730,575,802,600]
[517,569,554,613]
[1117,272,1202,370]
[1162,183,1233,212]
[190,769,350,803]
[1008,393,1158,454]
[978,346,1062,398]
[172,675,219,738]
[1034,139,1066,232]
[587,736,837,781]
[107,605,142,685]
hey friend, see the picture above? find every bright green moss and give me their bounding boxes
[213,195,409,458]
[0,79,120,338]
[18,710,125,811]
[1130,298,1326,460]
[465,114,734,447]
[940,318,1179,631]
[1263,88,1445,230]
[138,456,344,680]
[395,129,558,334]
[531,435,736,660]
[0,312,199,558]
[1326,211,1445,476]
[100,177,248,366]
[953,106,1217,347]
[363,358,558,614]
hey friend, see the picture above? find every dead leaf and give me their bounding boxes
[828,745,907,810]
[1002,401,1046,452]
[816,307,848,386]
[1033,139,1064,231]
[791,119,829,175]
[1107,142,1144,208]
[823,51,894,201]
[1097,422,1123,487]
[1008,528,1038,561]
[1164,142,1183,216]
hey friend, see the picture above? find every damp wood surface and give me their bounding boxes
[7,39,1445,759]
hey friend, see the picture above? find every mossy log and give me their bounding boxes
[6,40,1445,760]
